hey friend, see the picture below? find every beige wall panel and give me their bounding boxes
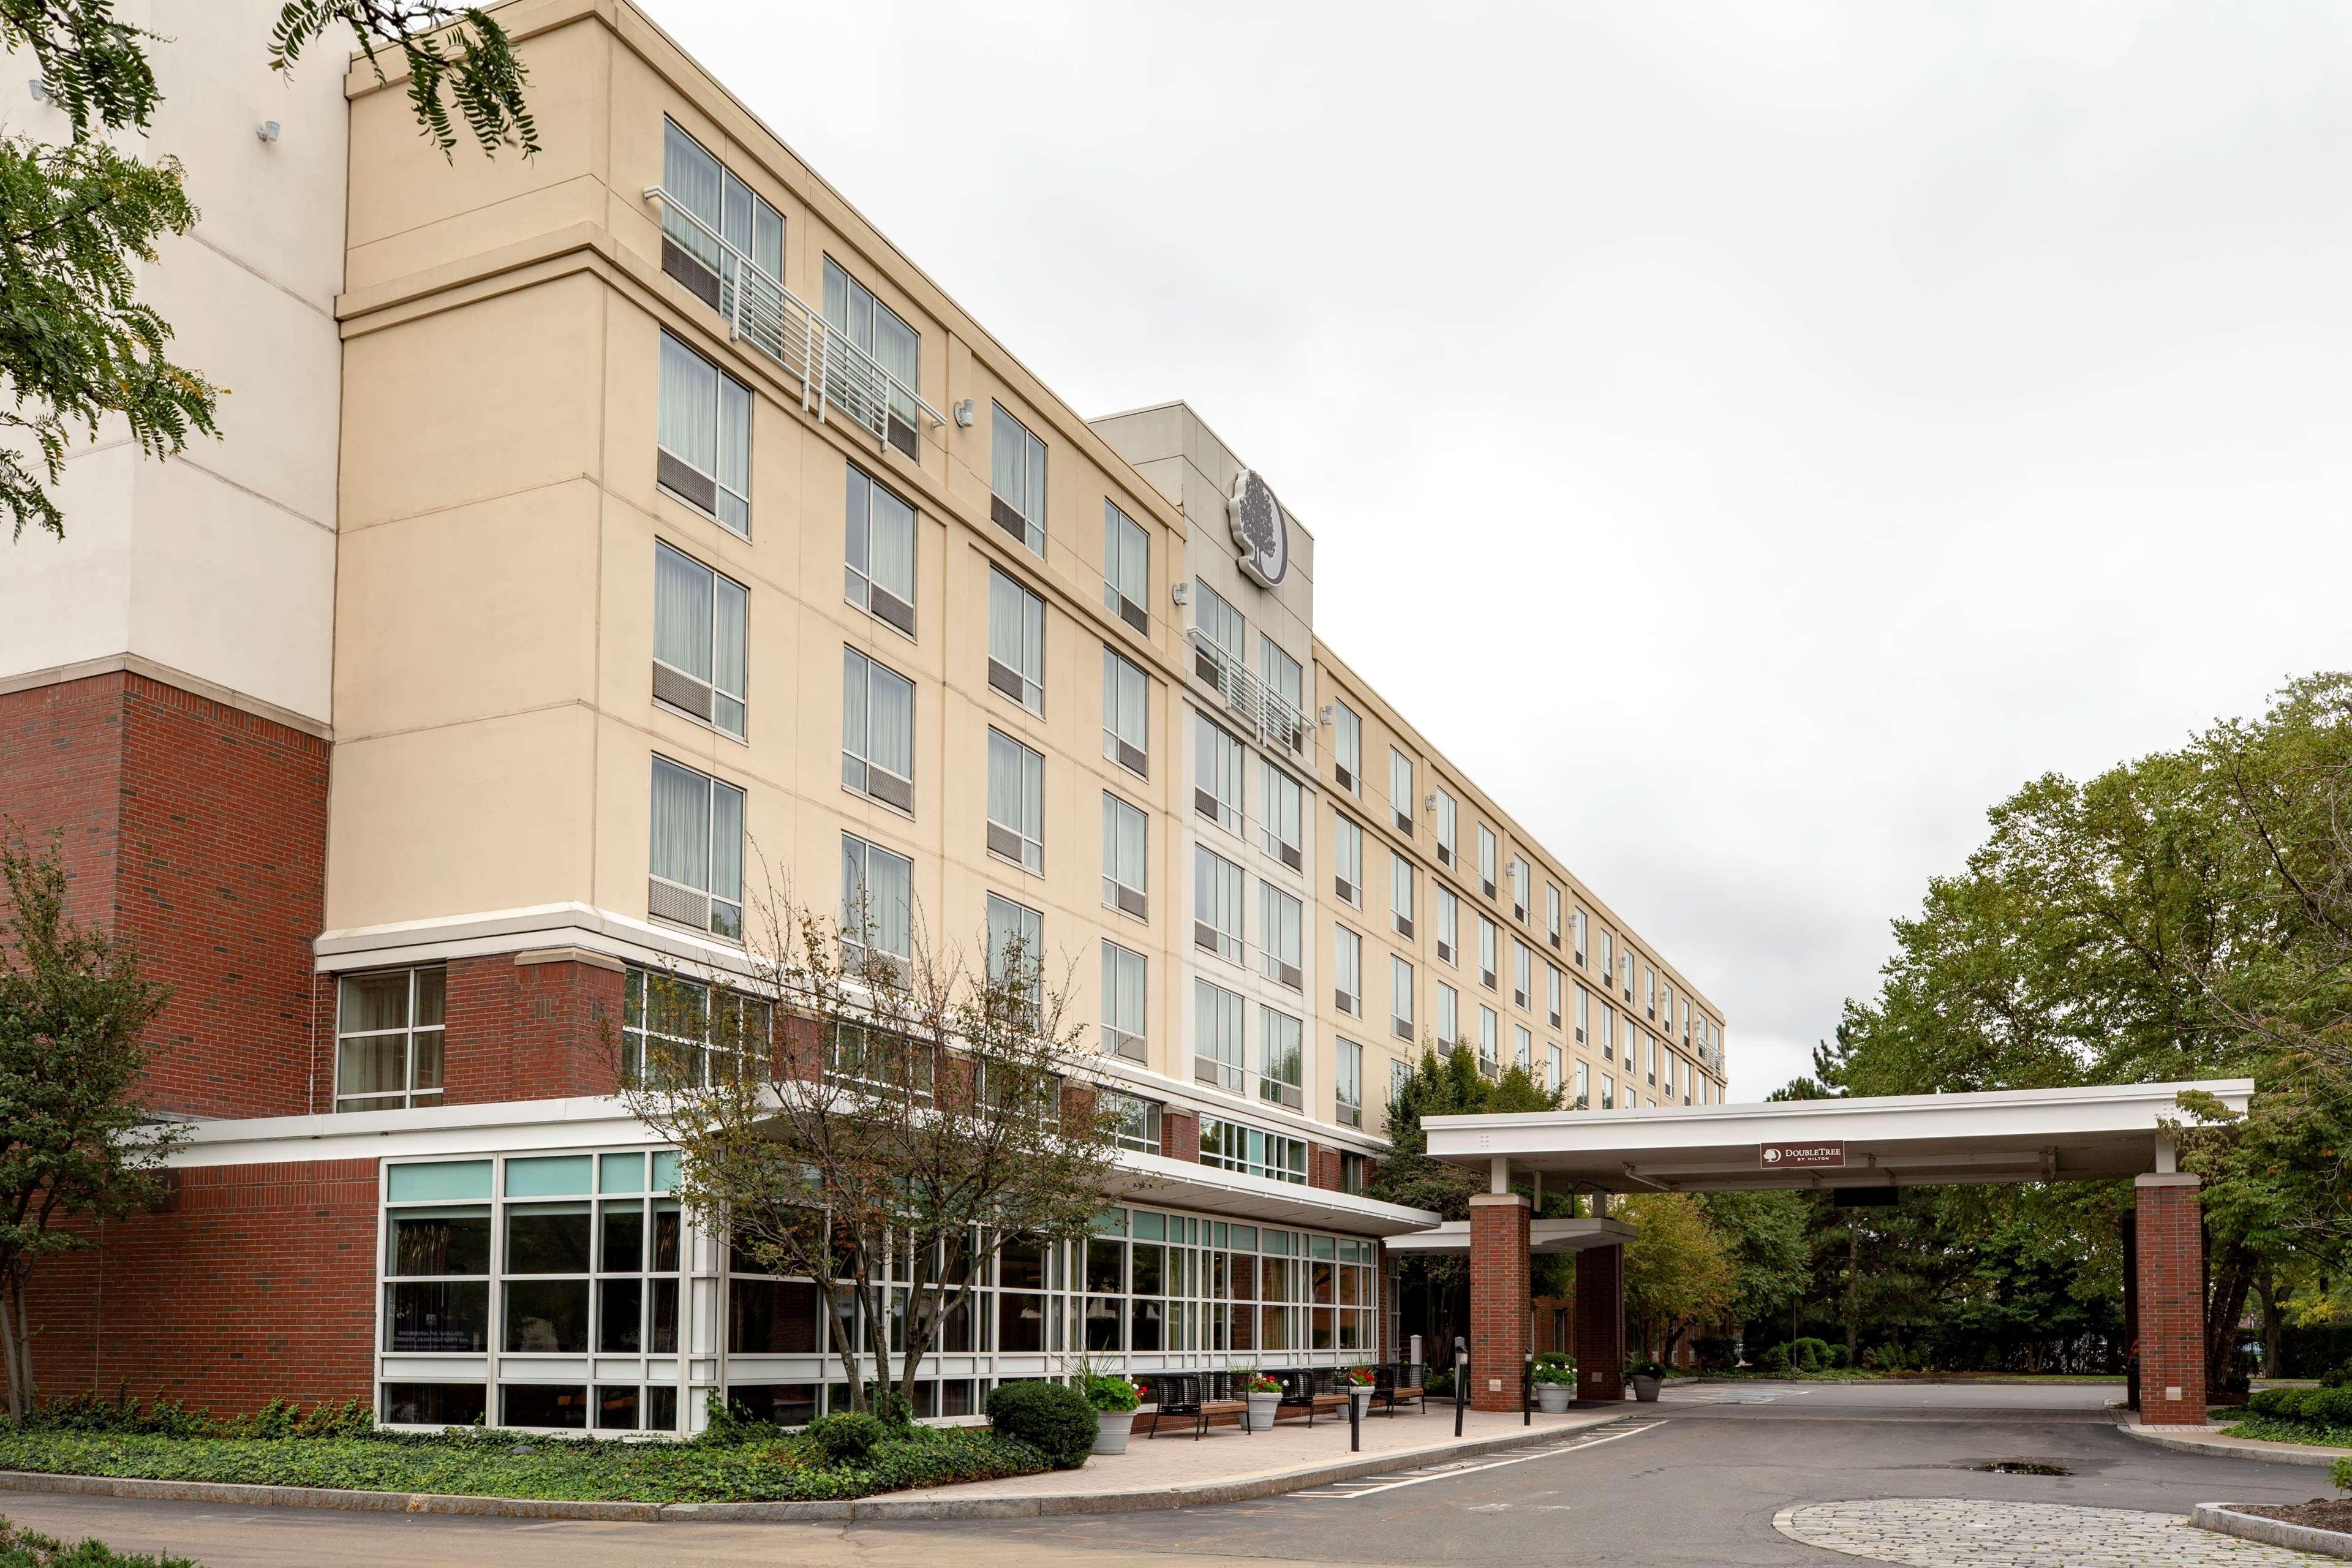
[328,705,597,929]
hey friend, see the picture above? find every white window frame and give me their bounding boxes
[1194,845,1246,966]
[843,464,916,637]
[989,402,1046,555]
[653,541,748,739]
[1261,759,1303,870]
[1260,881,1303,991]
[1332,701,1362,796]
[1101,791,1148,919]
[1195,714,1245,837]
[1102,941,1147,1061]
[1333,813,1364,907]
[1332,923,1362,1017]
[1436,884,1459,966]
[656,330,751,533]
[1433,788,1457,867]
[1101,646,1148,777]
[986,566,1045,715]
[839,831,913,967]
[650,755,744,940]
[334,965,446,1113]
[1390,851,1414,938]
[1102,500,1150,635]
[1390,955,1414,1041]
[984,728,1044,875]
[1389,748,1414,837]
[1194,978,1245,1093]
[842,647,915,814]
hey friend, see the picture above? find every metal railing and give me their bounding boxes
[646,187,945,450]
[1189,630,1309,760]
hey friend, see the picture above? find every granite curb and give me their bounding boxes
[0,1408,1630,1525]
[2113,1417,2352,1469]
[2191,1502,2352,1559]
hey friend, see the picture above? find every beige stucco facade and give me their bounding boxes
[321,0,1722,1157]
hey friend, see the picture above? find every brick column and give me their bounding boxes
[2135,1174,2206,1424]
[1160,1109,1199,1163]
[1468,1192,1530,1413]
[1575,1243,1625,1402]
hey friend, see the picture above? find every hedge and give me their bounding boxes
[2245,1386,2352,1428]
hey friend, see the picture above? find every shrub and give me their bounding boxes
[805,1412,889,1466]
[1757,1342,1792,1374]
[2248,1386,2352,1427]
[0,1516,195,1567]
[2320,1362,2352,1390]
[1080,1374,1142,1413]
[1863,1343,1909,1374]
[1691,1336,1736,1372]
[1791,1338,1832,1373]
[985,1381,1096,1469]
[1827,1343,1852,1370]
[1532,1359,1577,1386]
[2332,1456,2350,1495]
[1627,1360,1670,1381]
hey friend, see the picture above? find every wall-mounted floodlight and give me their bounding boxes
[257,121,282,142]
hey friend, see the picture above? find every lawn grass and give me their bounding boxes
[0,1423,1049,1506]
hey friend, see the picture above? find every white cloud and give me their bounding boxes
[644,0,2352,1099]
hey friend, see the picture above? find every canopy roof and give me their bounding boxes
[1422,1080,2253,1194]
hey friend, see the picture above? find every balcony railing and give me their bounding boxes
[1189,630,1308,760]
[647,187,945,454]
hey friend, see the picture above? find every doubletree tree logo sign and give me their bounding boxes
[1227,469,1291,588]
[1760,1141,1845,1170]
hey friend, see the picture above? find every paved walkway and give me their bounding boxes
[884,1402,1626,1509]
[1777,1498,2341,1566]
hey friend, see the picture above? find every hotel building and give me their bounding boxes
[0,0,1724,1433]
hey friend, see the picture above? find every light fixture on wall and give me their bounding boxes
[1170,582,1189,607]
[952,398,974,428]
[28,78,47,103]
[256,120,282,142]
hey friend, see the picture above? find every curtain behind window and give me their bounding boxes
[654,545,712,679]
[659,334,717,472]
[650,758,709,890]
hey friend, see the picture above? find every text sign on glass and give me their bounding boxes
[1760,1141,1845,1170]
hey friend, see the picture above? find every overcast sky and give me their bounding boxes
[646,1,2352,1099]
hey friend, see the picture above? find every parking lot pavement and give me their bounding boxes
[0,1382,2335,1567]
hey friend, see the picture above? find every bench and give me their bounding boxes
[1141,1375,1252,1440]
[1305,1390,1351,1426]
[1373,1363,1427,1416]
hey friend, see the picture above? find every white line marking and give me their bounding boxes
[1314,1422,1664,1499]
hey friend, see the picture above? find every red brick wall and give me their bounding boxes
[1161,1109,1199,1163]
[1575,1242,1625,1401]
[1309,1142,1341,1191]
[1,671,328,1120]
[22,1158,378,1414]
[436,956,627,1106]
[2135,1174,2206,1424]
[1468,1193,1529,1412]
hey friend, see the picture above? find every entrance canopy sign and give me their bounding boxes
[1762,1140,1844,1170]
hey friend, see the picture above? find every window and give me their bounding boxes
[1332,701,1362,794]
[1477,825,1498,900]
[979,729,1045,875]
[1102,647,1148,775]
[1575,1060,1589,1108]
[1477,1007,1499,1076]
[1478,916,1498,990]
[843,466,916,635]
[659,118,781,325]
[1621,948,1634,1002]
[1573,907,1588,966]
[989,403,1046,554]
[1261,760,1302,870]
[839,832,913,968]
[822,257,921,458]
[1195,579,1245,669]
[1433,789,1457,867]
[1193,979,1245,1092]
[1259,635,1305,750]
[1261,883,1303,990]
[1513,940,1532,1010]
[1332,924,1362,1017]
[1199,1116,1305,1184]
[1340,1150,1368,1195]
[986,894,1044,1011]
[1194,846,1245,964]
[1601,1072,1616,1110]
[1102,942,1147,1061]
[1575,983,1591,1043]
[1336,1039,1363,1129]
[1390,1057,1412,1107]
[1390,851,1414,938]
[1389,750,1414,835]
[652,542,747,738]
[621,969,764,1088]
[1645,964,1657,1019]
[1436,884,1459,965]
[1102,501,1150,635]
[841,648,914,812]
[986,567,1044,714]
[335,967,445,1112]
[1548,1044,1563,1096]
[1645,1032,1657,1085]
[650,756,743,939]
[1623,1014,1638,1069]
[1333,814,1364,906]
[1600,1001,1616,1059]
[1547,884,1563,949]
[1390,956,1414,1041]
[1508,857,1529,922]
[1102,1087,1160,1150]
[657,331,750,532]
[1662,1052,1676,1101]
[1548,964,1564,1030]
[1258,1006,1303,1109]
[1436,982,1458,1048]
[1195,714,1244,835]
[1514,1024,1532,1074]
[1101,793,1147,918]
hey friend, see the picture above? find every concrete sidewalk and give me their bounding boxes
[2114,1417,2352,1470]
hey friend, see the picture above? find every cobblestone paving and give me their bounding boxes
[1774,1498,2339,1566]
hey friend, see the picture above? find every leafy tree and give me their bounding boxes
[1619,1193,1735,1361]
[0,829,181,1419]
[1,1,535,541]
[1700,1190,1812,1329]
[616,878,1123,1417]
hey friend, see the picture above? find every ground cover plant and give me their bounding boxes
[0,1395,1051,1504]
[0,1516,195,1568]
[2221,1386,2352,1449]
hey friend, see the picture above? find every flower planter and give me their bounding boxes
[1243,1392,1281,1431]
[1536,1383,1574,1414]
[1347,1386,1377,1420]
[1092,1409,1135,1455]
[1629,1374,1663,1403]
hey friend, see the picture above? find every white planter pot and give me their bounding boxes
[1630,1374,1663,1403]
[1091,1409,1134,1455]
[1243,1392,1281,1431]
[1536,1383,1574,1414]
[1347,1386,1376,1419]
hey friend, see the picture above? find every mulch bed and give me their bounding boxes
[2229,1499,2352,1532]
